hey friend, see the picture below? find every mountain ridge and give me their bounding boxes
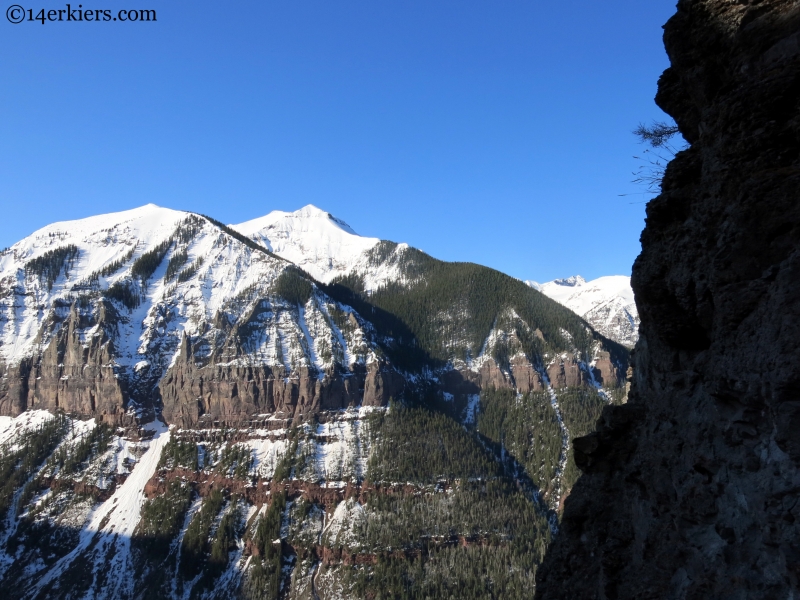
[528,274,639,347]
[0,203,629,599]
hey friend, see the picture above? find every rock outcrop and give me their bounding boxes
[592,350,619,387]
[160,335,406,427]
[0,300,130,424]
[26,302,129,423]
[0,359,31,417]
[443,356,544,397]
[536,1,800,598]
[547,356,588,389]
[510,355,546,393]
[438,352,618,405]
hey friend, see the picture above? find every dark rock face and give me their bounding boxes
[0,359,30,416]
[547,356,588,389]
[437,356,546,402]
[26,304,129,423]
[510,355,546,393]
[536,2,800,598]
[592,351,619,387]
[0,302,130,424]
[473,356,545,392]
[160,336,406,427]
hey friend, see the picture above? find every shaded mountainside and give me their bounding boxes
[0,393,614,598]
[0,204,629,598]
[537,1,800,598]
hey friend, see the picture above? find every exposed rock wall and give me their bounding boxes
[26,304,128,423]
[547,356,589,389]
[537,1,800,598]
[510,355,546,393]
[0,358,31,416]
[592,351,619,387]
[160,336,406,427]
[437,356,546,401]
[0,301,130,423]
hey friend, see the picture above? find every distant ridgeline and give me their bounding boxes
[0,205,628,599]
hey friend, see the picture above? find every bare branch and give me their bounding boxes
[630,120,687,195]
[633,121,680,148]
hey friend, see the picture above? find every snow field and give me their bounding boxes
[310,417,368,483]
[28,420,170,599]
[321,498,366,549]
[243,436,290,480]
[0,409,57,448]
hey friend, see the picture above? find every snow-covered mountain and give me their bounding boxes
[0,203,405,425]
[231,204,411,292]
[0,204,630,600]
[237,208,640,350]
[528,275,639,347]
[232,204,376,282]
[0,202,628,426]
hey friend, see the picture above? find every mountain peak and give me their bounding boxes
[293,204,329,218]
[293,204,358,235]
[231,205,380,282]
[536,274,638,346]
[7,204,188,256]
[552,275,586,287]
[233,205,358,237]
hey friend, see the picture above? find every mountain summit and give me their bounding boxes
[232,204,409,291]
[529,275,639,347]
[232,205,379,283]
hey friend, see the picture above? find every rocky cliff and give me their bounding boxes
[0,299,130,423]
[536,1,800,598]
[160,334,404,428]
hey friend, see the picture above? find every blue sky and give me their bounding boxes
[0,0,677,282]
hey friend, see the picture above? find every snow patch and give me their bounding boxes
[29,420,171,599]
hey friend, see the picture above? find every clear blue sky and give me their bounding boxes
[0,0,677,282]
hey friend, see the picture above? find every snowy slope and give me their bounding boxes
[27,421,170,600]
[0,204,186,364]
[232,204,408,291]
[0,205,279,370]
[0,204,387,420]
[528,275,639,347]
[232,205,379,283]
